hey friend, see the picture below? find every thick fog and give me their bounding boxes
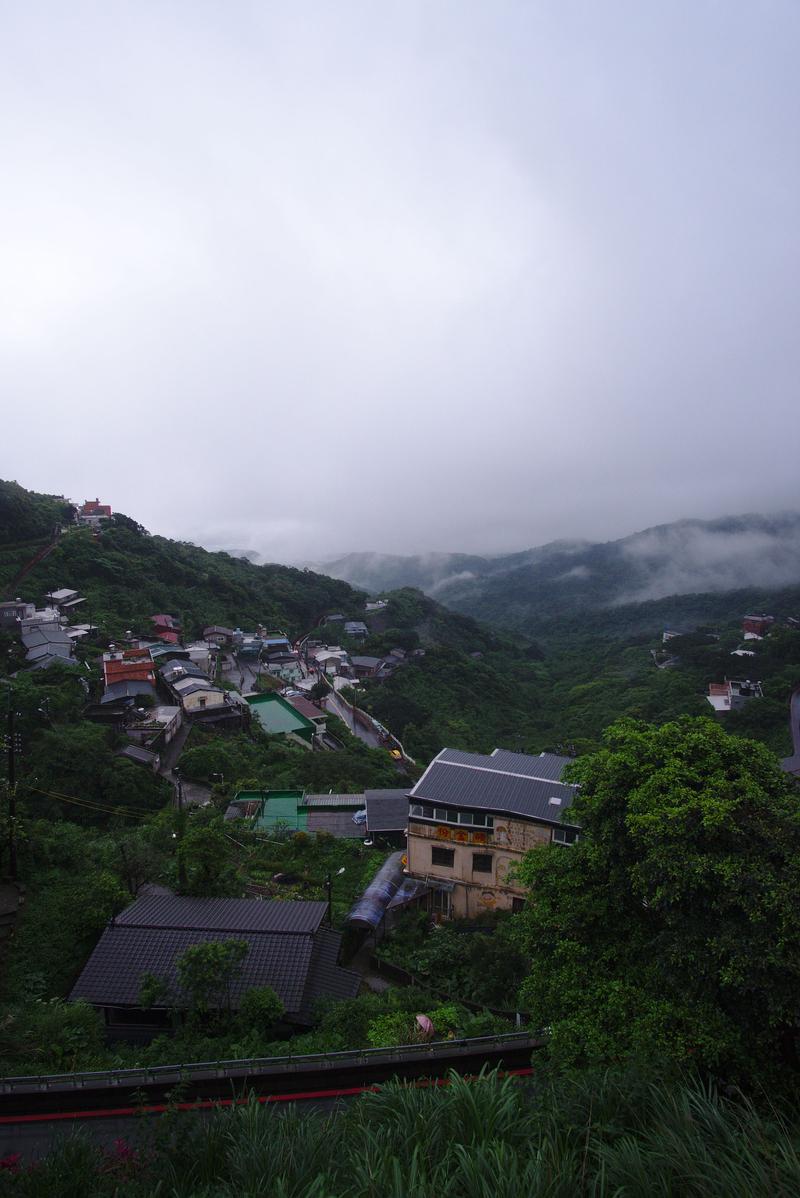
[1,2,798,561]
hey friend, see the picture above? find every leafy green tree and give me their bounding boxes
[177,817,238,896]
[239,985,284,1035]
[176,940,248,1015]
[139,971,171,1011]
[515,717,800,1083]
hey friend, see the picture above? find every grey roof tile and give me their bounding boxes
[70,926,315,1013]
[70,897,357,1020]
[115,896,327,935]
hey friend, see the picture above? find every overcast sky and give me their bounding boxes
[1,2,798,561]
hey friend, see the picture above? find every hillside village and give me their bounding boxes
[0,485,797,1137]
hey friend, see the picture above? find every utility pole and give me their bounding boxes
[324,867,344,927]
[175,769,187,890]
[5,700,18,881]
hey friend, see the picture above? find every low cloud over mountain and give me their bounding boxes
[315,513,800,630]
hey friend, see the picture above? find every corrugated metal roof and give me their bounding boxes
[299,928,361,1020]
[488,748,574,781]
[115,896,327,935]
[438,747,573,782]
[70,926,315,1013]
[365,789,409,833]
[303,794,365,808]
[411,754,577,825]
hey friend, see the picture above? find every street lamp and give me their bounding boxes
[324,867,346,926]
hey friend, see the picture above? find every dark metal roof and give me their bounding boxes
[21,624,72,647]
[160,660,207,681]
[438,747,573,782]
[114,896,328,935]
[70,926,316,1013]
[306,811,363,838]
[411,750,578,825]
[101,680,158,703]
[488,748,575,781]
[70,896,358,1019]
[118,745,159,766]
[365,789,409,833]
[299,929,361,1020]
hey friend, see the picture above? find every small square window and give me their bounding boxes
[552,826,579,845]
[431,846,455,867]
[472,853,492,873]
[511,898,526,914]
[434,808,450,823]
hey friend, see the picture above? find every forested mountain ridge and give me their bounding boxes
[0,484,363,639]
[0,479,74,548]
[3,482,798,764]
[316,512,800,635]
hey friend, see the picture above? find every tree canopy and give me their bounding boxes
[515,717,800,1084]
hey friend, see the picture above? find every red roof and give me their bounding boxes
[81,499,112,516]
[104,660,156,686]
[287,695,325,722]
[152,613,180,628]
[154,630,179,644]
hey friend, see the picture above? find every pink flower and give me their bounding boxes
[0,1153,22,1173]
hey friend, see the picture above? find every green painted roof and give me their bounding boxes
[232,790,308,832]
[247,693,315,737]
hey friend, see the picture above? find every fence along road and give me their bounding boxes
[0,1032,544,1150]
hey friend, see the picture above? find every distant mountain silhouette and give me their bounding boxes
[315,513,800,630]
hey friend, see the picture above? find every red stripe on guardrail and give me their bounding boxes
[0,1068,534,1125]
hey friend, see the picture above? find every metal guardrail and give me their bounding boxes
[0,1032,542,1094]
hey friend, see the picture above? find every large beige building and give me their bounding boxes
[406,748,579,919]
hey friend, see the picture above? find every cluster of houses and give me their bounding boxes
[71,743,580,1035]
[1,588,93,670]
[87,627,249,765]
[203,625,301,684]
[703,612,798,712]
[658,612,797,715]
[304,627,423,686]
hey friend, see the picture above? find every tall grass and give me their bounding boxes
[2,1067,800,1196]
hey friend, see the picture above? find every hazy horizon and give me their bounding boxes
[2,3,798,561]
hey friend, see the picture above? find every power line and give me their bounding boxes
[25,785,154,820]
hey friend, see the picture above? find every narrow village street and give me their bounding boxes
[324,687,382,747]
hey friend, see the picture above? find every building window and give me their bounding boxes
[409,804,494,830]
[472,853,492,873]
[552,826,579,845]
[430,888,452,917]
[512,898,526,914]
[431,846,455,868]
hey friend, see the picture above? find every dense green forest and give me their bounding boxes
[0,519,361,640]
[0,480,73,548]
[357,601,800,760]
